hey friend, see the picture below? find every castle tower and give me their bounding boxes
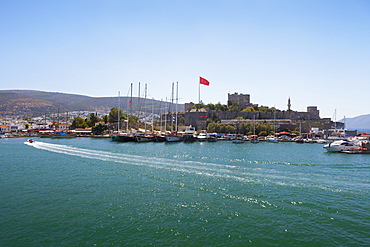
[287,97,291,111]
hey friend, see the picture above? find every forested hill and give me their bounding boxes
[0,90,184,117]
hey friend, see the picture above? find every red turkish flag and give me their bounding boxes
[199,77,210,86]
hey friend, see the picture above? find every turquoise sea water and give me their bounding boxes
[1,137,369,246]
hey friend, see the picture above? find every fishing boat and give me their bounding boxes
[166,132,183,142]
[135,134,154,142]
[113,133,136,142]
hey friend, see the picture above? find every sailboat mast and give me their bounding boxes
[144,83,147,133]
[129,83,133,133]
[171,82,174,132]
[118,91,120,132]
[164,97,167,133]
[198,78,201,104]
[151,98,154,133]
[253,115,256,135]
[137,82,140,132]
[175,81,178,132]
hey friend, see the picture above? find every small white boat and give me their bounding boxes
[267,135,278,143]
[197,132,208,142]
[323,140,361,152]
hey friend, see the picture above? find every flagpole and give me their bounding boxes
[198,76,201,104]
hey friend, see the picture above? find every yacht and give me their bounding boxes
[183,126,197,142]
[197,132,208,142]
[323,140,361,152]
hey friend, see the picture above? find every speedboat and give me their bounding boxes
[323,140,360,152]
[197,132,208,142]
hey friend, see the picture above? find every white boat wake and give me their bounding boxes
[25,141,363,194]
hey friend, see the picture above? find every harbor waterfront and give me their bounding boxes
[1,138,369,246]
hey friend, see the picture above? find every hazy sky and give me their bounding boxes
[1,0,369,118]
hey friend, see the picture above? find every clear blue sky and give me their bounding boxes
[1,0,369,118]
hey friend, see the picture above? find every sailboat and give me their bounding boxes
[112,83,136,142]
[135,84,154,142]
[166,82,182,142]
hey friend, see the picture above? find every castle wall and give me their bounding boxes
[213,110,320,121]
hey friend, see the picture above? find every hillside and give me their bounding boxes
[0,90,184,117]
[340,114,370,131]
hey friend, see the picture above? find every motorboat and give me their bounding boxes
[28,139,34,143]
[197,132,208,142]
[323,140,361,152]
[183,126,197,142]
[267,135,278,143]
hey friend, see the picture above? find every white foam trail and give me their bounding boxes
[25,141,364,193]
[25,141,277,183]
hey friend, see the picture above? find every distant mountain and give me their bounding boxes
[0,90,184,117]
[339,114,370,131]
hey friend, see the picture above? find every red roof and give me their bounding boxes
[278,131,292,135]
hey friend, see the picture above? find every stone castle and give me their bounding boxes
[175,92,338,133]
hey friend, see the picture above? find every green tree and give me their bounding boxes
[207,122,219,133]
[92,123,108,135]
[228,102,240,112]
[71,117,88,129]
[291,130,300,136]
[206,103,215,110]
[224,125,235,134]
[258,107,268,112]
[242,107,255,112]
[88,113,102,127]
[215,102,227,111]
[109,108,123,123]
[103,115,109,124]
[259,130,268,136]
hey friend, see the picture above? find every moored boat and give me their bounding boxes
[250,135,259,143]
[183,126,197,142]
[323,140,361,152]
[197,132,208,142]
[166,132,183,142]
[135,134,154,142]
